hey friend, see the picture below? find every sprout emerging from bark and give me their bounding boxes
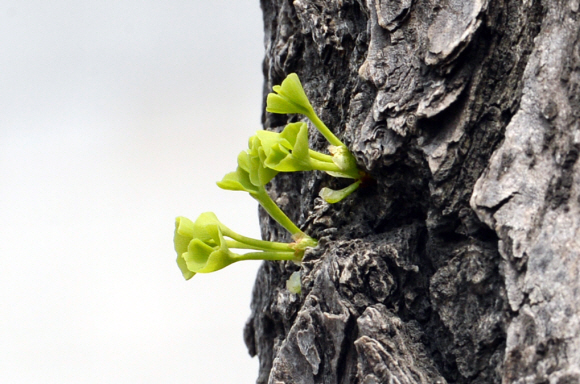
[174,213,310,280]
[266,73,369,203]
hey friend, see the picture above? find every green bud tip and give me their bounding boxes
[286,271,302,295]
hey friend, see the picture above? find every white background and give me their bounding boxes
[0,1,266,382]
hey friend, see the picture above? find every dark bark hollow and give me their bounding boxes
[243,0,580,383]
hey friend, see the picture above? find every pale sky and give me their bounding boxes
[0,1,266,382]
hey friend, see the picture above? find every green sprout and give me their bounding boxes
[266,73,343,147]
[266,73,367,203]
[319,180,362,204]
[286,271,301,295]
[175,213,311,280]
[172,73,372,281]
[217,146,318,247]
[256,122,359,179]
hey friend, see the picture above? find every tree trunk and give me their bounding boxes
[243,0,580,383]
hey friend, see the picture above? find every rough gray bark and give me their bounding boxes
[243,0,580,383]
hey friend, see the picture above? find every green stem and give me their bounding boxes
[224,237,293,252]
[306,111,344,147]
[251,188,302,235]
[308,149,334,163]
[309,158,344,173]
[309,158,360,179]
[236,251,299,262]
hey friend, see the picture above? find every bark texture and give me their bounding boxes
[243,0,580,383]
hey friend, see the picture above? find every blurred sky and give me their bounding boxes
[0,1,266,383]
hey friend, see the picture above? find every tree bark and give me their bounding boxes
[243,0,580,383]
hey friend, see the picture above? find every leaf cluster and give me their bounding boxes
[174,73,368,281]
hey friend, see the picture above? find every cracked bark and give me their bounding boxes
[243,0,580,383]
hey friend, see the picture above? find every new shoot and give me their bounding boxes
[175,213,313,280]
[217,147,317,246]
[266,73,367,203]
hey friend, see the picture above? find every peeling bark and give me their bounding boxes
[244,0,579,382]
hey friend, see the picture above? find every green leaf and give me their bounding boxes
[266,73,314,117]
[174,216,195,256]
[216,167,259,194]
[237,150,251,173]
[183,239,217,272]
[279,121,303,147]
[192,212,221,245]
[255,129,287,149]
[258,122,313,172]
[264,142,290,168]
[176,255,195,280]
[183,227,238,274]
[291,122,310,161]
[319,180,362,204]
[174,217,196,280]
[257,147,278,185]
[247,137,278,187]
